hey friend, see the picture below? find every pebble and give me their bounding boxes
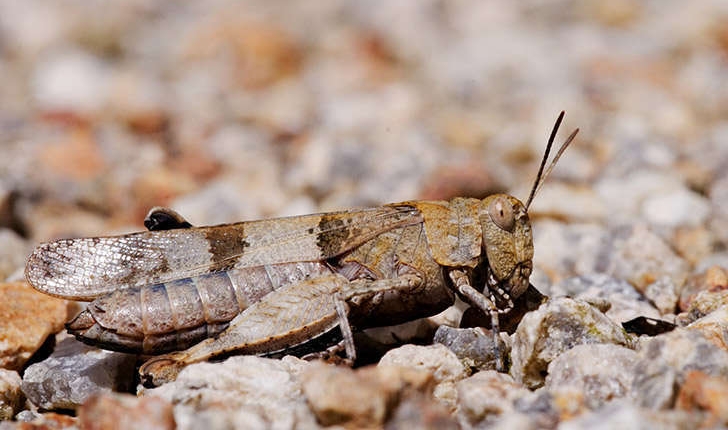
[510,297,634,389]
[0,370,22,420]
[385,392,460,429]
[144,355,318,430]
[456,370,531,427]
[78,392,175,430]
[685,305,728,352]
[11,411,77,429]
[302,362,433,428]
[31,48,111,117]
[21,337,136,411]
[675,370,728,428]
[0,282,68,371]
[678,265,728,312]
[677,289,728,325]
[557,399,700,430]
[378,344,468,409]
[606,223,689,314]
[544,344,638,409]
[433,325,506,372]
[631,328,728,409]
[641,187,711,228]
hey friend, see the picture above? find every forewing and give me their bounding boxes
[25,205,422,300]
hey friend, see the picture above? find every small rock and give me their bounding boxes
[677,289,728,325]
[12,411,77,428]
[433,326,506,372]
[510,297,634,389]
[607,224,689,314]
[78,392,175,430]
[632,328,728,409]
[672,226,714,266]
[302,362,433,428]
[557,399,701,430]
[679,266,728,312]
[642,187,711,228]
[386,392,460,430]
[0,282,68,370]
[511,390,560,429]
[676,370,728,428]
[685,306,728,352]
[379,344,467,409]
[21,337,136,410]
[545,344,638,409]
[145,355,317,430]
[0,370,22,420]
[32,48,111,117]
[551,274,660,324]
[456,370,531,427]
[643,276,681,316]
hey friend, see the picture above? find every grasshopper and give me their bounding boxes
[25,112,577,386]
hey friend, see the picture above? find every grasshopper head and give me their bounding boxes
[479,194,533,305]
[476,111,578,309]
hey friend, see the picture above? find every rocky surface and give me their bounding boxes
[510,297,634,389]
[1,0,728,428]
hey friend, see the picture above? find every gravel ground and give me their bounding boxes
[1,0,728,428]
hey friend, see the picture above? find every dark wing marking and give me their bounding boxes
[25,205,422,300]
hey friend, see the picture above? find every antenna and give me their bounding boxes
[525,111,578,210]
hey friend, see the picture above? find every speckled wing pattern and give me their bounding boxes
[25,205,422,301]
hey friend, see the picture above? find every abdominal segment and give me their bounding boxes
[67,262,332,354]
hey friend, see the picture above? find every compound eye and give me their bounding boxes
[488,197,516,232]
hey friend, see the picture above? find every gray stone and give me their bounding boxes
[631,328,728,409]
[144,355,318,430]
[433,325,506,372]
[510,297,634,389]
[545,344,639,409]
[21,337,136,411]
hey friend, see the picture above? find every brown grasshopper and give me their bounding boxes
[25,112,577,386]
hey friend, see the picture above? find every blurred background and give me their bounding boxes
[1,0,727,281]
